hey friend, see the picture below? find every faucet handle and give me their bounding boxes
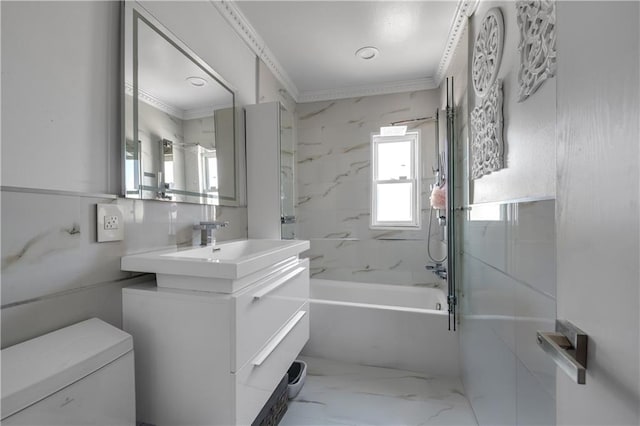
[425,262,442,271]
[194,221,229,246]
[194,221,229,230]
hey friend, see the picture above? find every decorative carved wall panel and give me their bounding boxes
[471,80,504,179]
[516,0,557,102]
[472,8,505,98]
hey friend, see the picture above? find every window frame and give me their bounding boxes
[370,130,421,230]
[201,148,218,193]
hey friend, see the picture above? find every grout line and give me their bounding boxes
[462,251,556,301]
[1,186,119,200]
[1,274,152,309]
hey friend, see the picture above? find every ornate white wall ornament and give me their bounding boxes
[516,0,557,102]
[472,8,505,98]
[471,80,504,179]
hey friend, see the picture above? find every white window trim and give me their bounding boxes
[370,130,421,230]
[201,148,218,193]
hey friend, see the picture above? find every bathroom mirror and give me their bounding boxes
[122,2,242,205]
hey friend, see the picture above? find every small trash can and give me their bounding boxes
[287,360,307,399]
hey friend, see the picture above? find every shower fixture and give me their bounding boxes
[426,262,447,280]
[426,108,447,266]
[389,116,435,126]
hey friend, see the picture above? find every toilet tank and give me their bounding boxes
[1,318,135,426]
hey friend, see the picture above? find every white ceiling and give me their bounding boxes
[135,17,234,118]
[234,1,468,102]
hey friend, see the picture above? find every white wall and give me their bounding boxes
[258,59,296,113]
[468,1,556,204]
[0,1,254,347]
[1,1,121,193]
[252,59,297,238]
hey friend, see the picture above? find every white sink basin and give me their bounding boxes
[121,239,310,293]
[162,240,297,261]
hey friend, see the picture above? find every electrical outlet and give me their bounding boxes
[104,215,119,230]
[97,204,124,242]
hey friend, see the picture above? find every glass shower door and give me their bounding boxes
[444,77,459,331]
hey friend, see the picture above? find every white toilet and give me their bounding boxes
[1,318,135,425]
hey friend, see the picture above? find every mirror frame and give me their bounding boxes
[121,1,245,206]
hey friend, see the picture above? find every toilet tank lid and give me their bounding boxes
[1,318,133,420]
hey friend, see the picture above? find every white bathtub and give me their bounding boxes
[302,279,460,376]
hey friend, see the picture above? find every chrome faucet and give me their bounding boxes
[426,262,447,280]
[193,221,229,247]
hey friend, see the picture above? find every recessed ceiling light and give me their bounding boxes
[355,46,379,60]
[186,76,207,87]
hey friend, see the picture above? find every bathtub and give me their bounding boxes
[301,279,460,376]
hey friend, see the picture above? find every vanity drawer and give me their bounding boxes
[233,259,309,372]
[234,306,309,426]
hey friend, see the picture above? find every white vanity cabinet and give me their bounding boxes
[123,257,309,426]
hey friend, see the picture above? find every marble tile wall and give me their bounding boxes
[459,199,556,425]
[0,188,247,348]
[296,91,446,287]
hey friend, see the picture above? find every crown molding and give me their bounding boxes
[297,78,437,104]
[434,0,479,87]
[213,0,477,103]
[125,82,185,119]
[125,82,232,120]
[210,0,300,101]
[183,107,214,121]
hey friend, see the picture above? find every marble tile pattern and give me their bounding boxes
[296,91,447,287]
[459,199,556,425]
[0,188,247,348]
[281,356,478,426]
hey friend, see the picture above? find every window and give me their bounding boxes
[468,203,504,221]
[371,130,421,229]
[202,149,218,193]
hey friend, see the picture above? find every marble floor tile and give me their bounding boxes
[281,357,478,426]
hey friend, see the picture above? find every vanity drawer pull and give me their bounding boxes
[252,311,307,366]
[252,267,306,301]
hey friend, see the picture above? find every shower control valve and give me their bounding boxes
[425,262,443,271]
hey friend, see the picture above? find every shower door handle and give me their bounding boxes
[537,320,588,384]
